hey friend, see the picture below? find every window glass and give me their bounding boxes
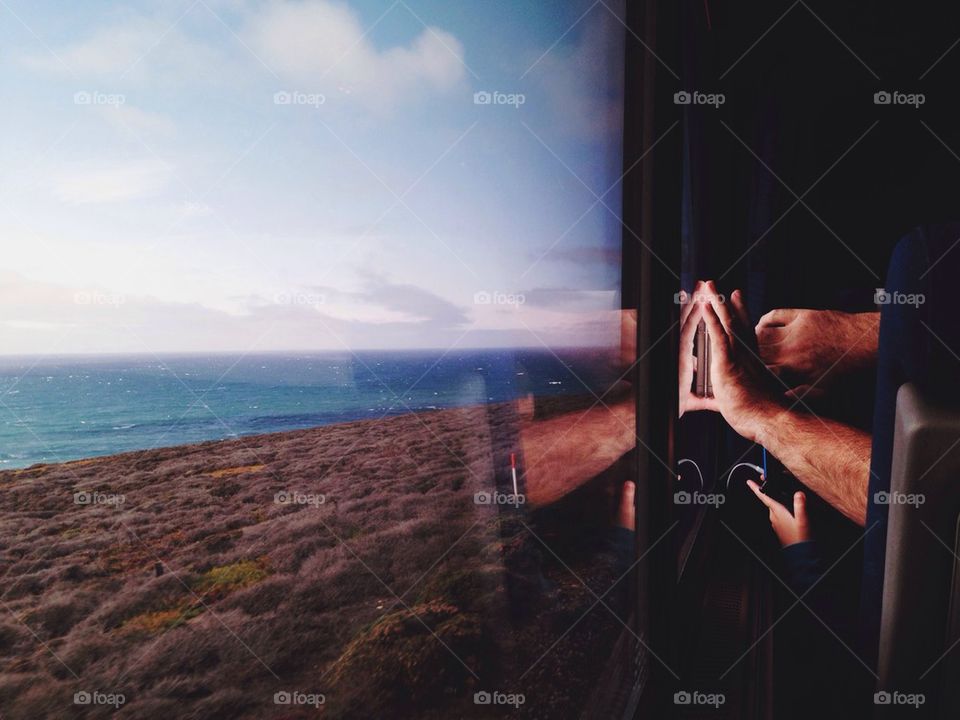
[0,1,632,717]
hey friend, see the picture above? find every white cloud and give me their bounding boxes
[247,0,466,111]
[22,2,467,112]
[295,275,469,326]
[21,15,227,83]
[52,160,173,204]
[0,271,462,354]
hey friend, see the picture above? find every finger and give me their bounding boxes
[746,479,775,508]
[617,481,636,530]
[730,289,751,330]
[700,300,732,355]
[702,281,734,336]
[679,290,693,325]
[680,289,702,326]
[792,491,807,523]
[678,302,702,416]
[756,308,797,329]
[620,309,637,368]
[681,293,702,331]
[748,479,792,515]
[690,280,706,307]
[679,300,702,367]
[712,296,736,338]
[756,325,787,346]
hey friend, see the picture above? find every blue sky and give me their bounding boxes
[0,0,626,354]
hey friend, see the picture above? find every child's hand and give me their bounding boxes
[747,479,811,547]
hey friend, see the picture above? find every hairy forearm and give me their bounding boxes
[756,406,870,525]
[843,311,881,374]
[520,396,635,507]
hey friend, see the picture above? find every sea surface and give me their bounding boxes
[0,349,622,470]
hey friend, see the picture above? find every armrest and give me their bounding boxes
[877,383,960,718]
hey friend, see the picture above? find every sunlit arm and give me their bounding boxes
[752,404,870,526]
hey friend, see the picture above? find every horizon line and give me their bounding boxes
[0,344,617,360]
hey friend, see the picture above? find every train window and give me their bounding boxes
[0,1,640,717]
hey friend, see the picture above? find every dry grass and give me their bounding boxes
[0,403,629,719]
[194,559,270,596]
[121,606,203,635]
[205,465,266,479]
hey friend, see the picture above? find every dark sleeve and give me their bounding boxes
[781,540,822,596]
[605,526,635,572]
[780,538,861,653]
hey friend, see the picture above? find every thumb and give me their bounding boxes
[793,491,807,522]
[757,308,797,329]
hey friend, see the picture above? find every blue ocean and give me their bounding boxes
[0,349,620,470]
